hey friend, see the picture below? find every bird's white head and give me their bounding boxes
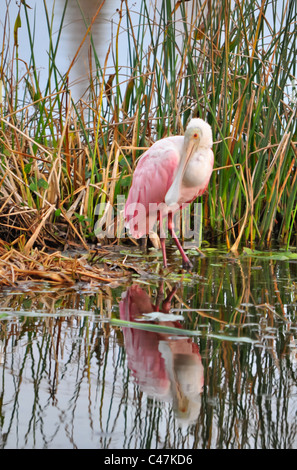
[184,118,213,149]
[165,118,213,207]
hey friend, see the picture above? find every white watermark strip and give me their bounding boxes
[94,196,203,247]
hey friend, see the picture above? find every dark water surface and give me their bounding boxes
[1,250,297,449]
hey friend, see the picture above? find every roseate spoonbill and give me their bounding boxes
[125,118,214,268]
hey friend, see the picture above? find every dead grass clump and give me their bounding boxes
[0,246,129,287]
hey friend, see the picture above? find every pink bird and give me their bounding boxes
[124,118,214,268]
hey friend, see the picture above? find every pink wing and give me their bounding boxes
[125,142,180,238]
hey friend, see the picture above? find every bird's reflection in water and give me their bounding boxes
[119,283,204,425]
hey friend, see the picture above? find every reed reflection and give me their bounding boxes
[119,283,204,425]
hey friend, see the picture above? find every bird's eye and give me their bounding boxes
[193,133,198,138]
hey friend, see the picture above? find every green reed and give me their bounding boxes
[0,0,296,252]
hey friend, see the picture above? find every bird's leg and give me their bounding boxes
[168,212,193,269]
[158,212,167,268]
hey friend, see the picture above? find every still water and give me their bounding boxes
[1,250,297,449]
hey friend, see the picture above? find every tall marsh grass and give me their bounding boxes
[0,0,296,255]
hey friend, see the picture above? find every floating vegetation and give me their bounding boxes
[242,247,297,261]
